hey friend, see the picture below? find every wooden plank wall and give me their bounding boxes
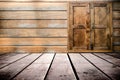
[0,0,119,53]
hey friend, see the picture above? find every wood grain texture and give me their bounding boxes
[113,29,120,37]
[113,37,120,43]
[82,53,120,80]
[0,2,67,10]
[113,20,120,28]
[0,38,67,46]
[46,54,76,80]
[0,54,41,80]
[13,53,54,80]
[114,46,120,51]
[0,11,67,19]
[0,46,67,53]
[0,20,67,29]
[0,29,67,37]
[113,2,120,11]
[113,11,120,20]
[69,54,110,80]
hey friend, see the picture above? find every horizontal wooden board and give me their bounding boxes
[113,29,120,37]
[0,20,67,29]
[114,46,120,51]
[0,2,67,10]
[0,29,67,37]
[113,2,120,11]
[0,11,67,19]
[0,0,76,1]
[0,38,67,46]
[113,37,120,43]
[113,11,120,20]
[0,46,67,53]
[113,20,120,28]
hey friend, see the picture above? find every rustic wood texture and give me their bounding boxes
[81,53,120,80]
[0,38,67,46]
[113,29,120,37]
[113,11,120,20]
[0,2,67,10]
[0,46,67,53]
[45,54,76,80]
[0,29,67,37]
[0,11,67,19]
[113,2,120,11]
[113,20,120,28]
[69,54,110,80]
[13,53,54,80]
[0,53,29,68]
[0,54,41,80]
[0,20,67,29]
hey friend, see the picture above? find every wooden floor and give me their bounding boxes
[0,53,120,80]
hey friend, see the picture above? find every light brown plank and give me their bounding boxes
[93,53,120,67]
[113,11,120,20]
[113,2,120,11]
[0,46,67,53]
[81,53,120,80]
[0,2,67,10]
[0,54,41,80]
[0,20,67,29]
[0,29,67,37]
[69,54,110,80]
[0,11,67,19]
[114,46,120,51]
[46,54,76,80]
[113,29,120,37]
[0,53,29,68]
[113,20,120,28]
[0,38,67,46]
[13,53,54,80]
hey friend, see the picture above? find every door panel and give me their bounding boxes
[68,2,112,52]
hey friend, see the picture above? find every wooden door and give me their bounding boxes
[68,2,112,52]
[93,3,112,50]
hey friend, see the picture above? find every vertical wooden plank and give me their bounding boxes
[69,53,110,80]
[0,54,41,80]
[45,53,76,80]
[13,53,55,80]
[0,53,29,68]
[81,53,120,80]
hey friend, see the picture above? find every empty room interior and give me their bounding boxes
[0,0,120,80]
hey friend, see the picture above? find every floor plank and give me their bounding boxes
[0,53,29,69]
[106,53,120,59]
[93,53,120,67]
[81,53,120,80]
[69,53,110,80]
[13,53,55,80]
[45,53,76,80]
[0,54,41,80]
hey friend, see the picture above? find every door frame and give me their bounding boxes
[68,2,113,52]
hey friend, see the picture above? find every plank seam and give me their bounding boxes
[80,53,113,80]
[10,53,43,80]
[44,53,56,80]
[104,53,120,59]
[0,54,31,69]
[92,53,120,68]
[67,53,79,80]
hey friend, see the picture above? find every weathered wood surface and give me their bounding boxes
[0,2,67,10]
[113,11,120,20]
[0,46,67,53]
[13,53,54,80]
[45,54,76,80]
[0,53,29,68]
[114,46,120,51]
[0,29,67,37]
[113,29,120,37]
[106,53,120,59]
[0,38,67,46]
[113,2,120,11]
[0,20,67,29]
[0,11,67,19]
[69,53,110,80]
[81,53,120,80]
[113,20,120,28]
[0,54,41,80]
[93,53,120,67]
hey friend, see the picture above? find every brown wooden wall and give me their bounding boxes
[0,0,120,53]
